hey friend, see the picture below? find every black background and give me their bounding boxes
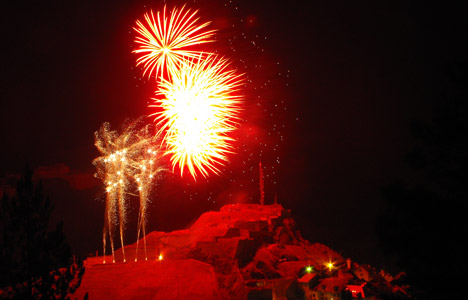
[2,0,467,273]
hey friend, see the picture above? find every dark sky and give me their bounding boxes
[1,0,467,272]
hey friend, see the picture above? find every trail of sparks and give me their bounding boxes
[133,129,162,261]
[94,120,164,263]
[133,5,215,80]
[151,54,243,179]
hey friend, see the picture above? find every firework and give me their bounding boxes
[259,162,264,206]
[151,54,243,179]
[132,127,163,261]
[94,120,164,263]
[133,5,215,80]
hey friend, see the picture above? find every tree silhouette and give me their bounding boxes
[0,166,84,299]
[377,63,468,300]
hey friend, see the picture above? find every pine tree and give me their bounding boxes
[0,166,84,299]
[377,63,468,300]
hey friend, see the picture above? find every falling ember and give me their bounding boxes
[133,5,215,80]
[151,54,243,179]
[259,162,264,206]
[93,120,164,263]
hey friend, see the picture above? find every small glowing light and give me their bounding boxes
[135,258,137,262]
[117,171,121,175]
[148,149,152,153]
[138,186,142,191]
[119,179,123,184]
[158,254,163,260]
[306,266,313,273]
[106,187,111,192]
[149,174,153,178]
[149,160,153,164]
[113,259,115,263]
[136,178,141,182]
[327,262,334,270]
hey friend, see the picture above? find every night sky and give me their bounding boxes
[2,0,467,273]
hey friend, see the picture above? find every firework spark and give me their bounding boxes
[133,5,215,80]
[132,133,163,262]
[94,120,164,263]
[151,54,243,179]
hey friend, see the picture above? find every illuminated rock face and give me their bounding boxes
[74,259,220,300]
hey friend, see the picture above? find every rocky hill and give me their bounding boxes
[74,204,409,300]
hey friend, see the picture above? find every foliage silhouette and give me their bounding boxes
[0,166,84,299]
[377,63,468,300]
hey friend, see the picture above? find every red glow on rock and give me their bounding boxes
[346,284,365,298]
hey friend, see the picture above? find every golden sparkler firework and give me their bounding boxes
[94,120,164,263]
[133,5,215,80]
[151,54,243,179]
